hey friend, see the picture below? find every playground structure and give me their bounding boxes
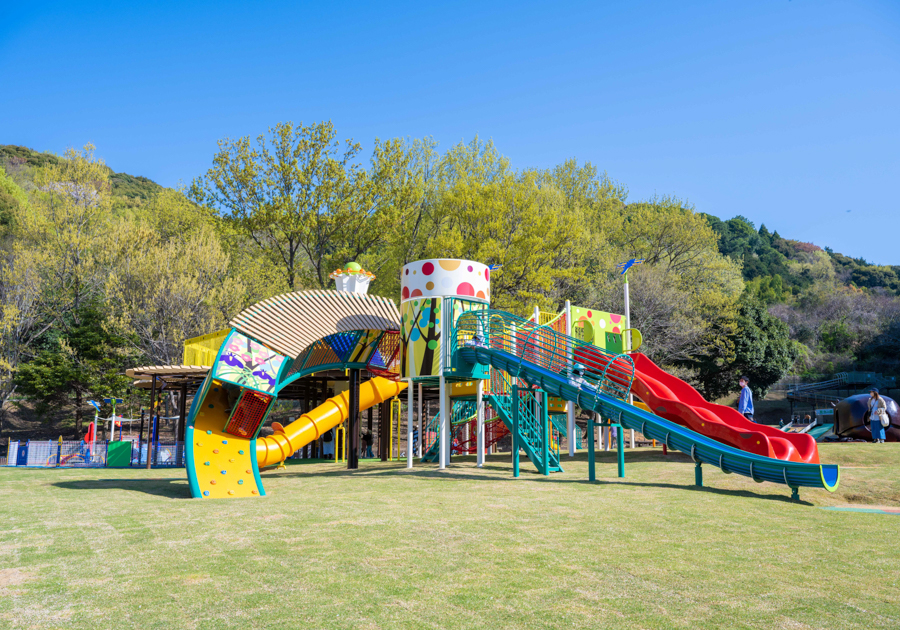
[169,256,842,501]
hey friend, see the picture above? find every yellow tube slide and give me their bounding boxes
[256,377,407,467]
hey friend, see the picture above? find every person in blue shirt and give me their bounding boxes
[738,376,754,422]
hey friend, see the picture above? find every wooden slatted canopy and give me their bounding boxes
[126,365,210,378]
[228,289,401,359]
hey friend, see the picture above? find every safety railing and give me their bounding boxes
[452,308,635,401]
[487,372,559,466]
[5,440,185,467]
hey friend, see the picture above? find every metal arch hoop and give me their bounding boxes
[749,461,763,483]
[690,444,699,463]
[719,453,731,474]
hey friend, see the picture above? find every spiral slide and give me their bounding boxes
[630,353,819,464]
[187,377,406,499]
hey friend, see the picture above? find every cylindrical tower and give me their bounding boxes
[399,258,490,380]
[400,258,491,470]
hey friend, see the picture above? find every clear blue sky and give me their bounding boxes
[2,1,898,263]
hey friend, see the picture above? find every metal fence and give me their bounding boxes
[5,440,185,468]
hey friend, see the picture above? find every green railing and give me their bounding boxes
[487,371,561,474]
[422,400,478,462]
[451,308,635,401]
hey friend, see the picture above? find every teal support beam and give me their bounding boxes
[588,412,596,482]
[541,391,549,477]
[695,461,703,487]
[512,385,520,478]
[615,423,624,478]
[791,487,800,502]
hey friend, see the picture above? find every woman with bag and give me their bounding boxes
[868,388,889,443]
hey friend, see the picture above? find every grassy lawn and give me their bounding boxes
[1,444,898,629]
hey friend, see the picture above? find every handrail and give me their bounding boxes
[452,309,634,401]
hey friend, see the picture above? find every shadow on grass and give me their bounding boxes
[263,458,807,505]
[52,478,191,499]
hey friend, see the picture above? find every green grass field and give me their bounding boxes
[1,444,898,629]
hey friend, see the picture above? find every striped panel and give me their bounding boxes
[229,290,400,360]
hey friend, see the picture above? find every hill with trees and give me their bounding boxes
[0,128,896,438]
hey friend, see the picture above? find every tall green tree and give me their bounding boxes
[15,302,132,435]
[191,121,399,291]
[691,299,798,399]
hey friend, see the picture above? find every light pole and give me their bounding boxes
[616,258,643,449]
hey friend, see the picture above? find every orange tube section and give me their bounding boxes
[256,377,408,468]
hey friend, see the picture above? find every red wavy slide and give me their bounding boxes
[630,353,819,464]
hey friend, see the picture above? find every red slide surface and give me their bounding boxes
[630,353,819,464]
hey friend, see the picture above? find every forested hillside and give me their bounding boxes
[0,125,896,438]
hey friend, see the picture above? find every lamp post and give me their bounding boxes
[616,259,643,450]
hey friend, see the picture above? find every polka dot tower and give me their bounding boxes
[400,259,490,303]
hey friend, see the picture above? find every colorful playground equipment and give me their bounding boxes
[178,256,840,500]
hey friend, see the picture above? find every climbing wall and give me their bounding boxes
[186,380,264,499]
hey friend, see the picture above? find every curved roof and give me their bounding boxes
[229,289,400,359]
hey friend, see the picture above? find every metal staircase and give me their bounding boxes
[485,372,562,474]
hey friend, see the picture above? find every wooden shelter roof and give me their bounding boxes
[125,365,210,378]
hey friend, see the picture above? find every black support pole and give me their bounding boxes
[380,401,388,462]
[146,375,156,470]
[348,369,360,469]
[177,382,188,442]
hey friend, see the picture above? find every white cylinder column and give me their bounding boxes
[416,383,423,457]
[439,376,449,469]
[476,380,485,467]
[566,300,575,457]
[406,380,414,469]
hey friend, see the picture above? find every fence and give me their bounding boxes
[5,440,185,468]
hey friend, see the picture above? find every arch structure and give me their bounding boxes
[185,289,402,499]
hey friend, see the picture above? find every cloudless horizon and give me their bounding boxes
[2,1,898,263]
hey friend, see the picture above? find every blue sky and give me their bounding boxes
[2,1,898,263]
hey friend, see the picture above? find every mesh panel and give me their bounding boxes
[225,390,273,438]
[367,330,400,379]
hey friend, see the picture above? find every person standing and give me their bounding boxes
[738,376,754,422]
[868,388,888,443]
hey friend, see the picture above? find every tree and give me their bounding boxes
[105,218,250,366]
[0,146,112,435]
[692,300,797,399]
[191,121,390,291]
[15,302,132,436]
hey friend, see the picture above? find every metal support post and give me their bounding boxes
[406,381,414,469]
[695,461,703,487]
[541,390,549,476]
[476,379,485,467]
[439,376,448,469]
[512,384,520,478]
[146,375,156,470]
[588,412,596,482]
[347,369,359,469]
[616,423,625,478]
[566,300,575,457]
[417,383,423,457]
